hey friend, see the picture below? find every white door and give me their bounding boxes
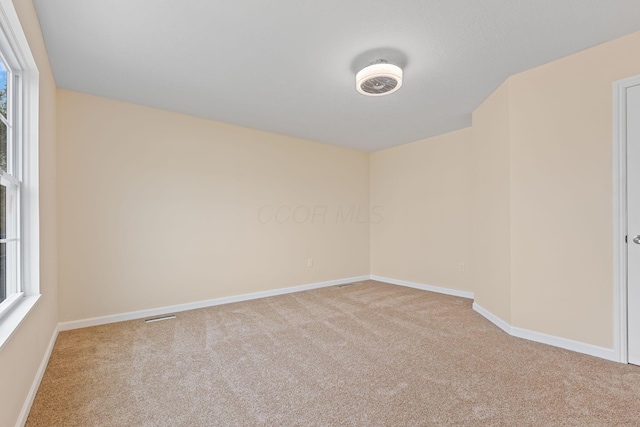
[628,83,640,365]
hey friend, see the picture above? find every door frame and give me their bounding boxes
[613,74,640,364]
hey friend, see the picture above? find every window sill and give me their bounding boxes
[0,294,41,350]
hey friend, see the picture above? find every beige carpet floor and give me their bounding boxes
[26,280,640,426]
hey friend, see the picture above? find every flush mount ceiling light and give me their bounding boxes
[356,60,403,96]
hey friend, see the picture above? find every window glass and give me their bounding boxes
[0,58,6,174]
[0,58,6,115]
[0,183,4,303]
[0,120,6,173]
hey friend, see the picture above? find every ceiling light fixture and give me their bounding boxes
[356,60,403,96]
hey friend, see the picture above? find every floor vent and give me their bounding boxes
[144,314,176,323]
[338,283,355,288]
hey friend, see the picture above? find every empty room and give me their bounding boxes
[2,0,640,425]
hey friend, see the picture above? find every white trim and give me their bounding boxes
[16,324,59,427]
[370,275,474,299]
[58,276,370,331]
[472,302,510,334]
[473,302,617,362]
[0,294,38,349]
[613,74,640,364]
[0,291,24,321]
[20,62,40,299]
[0,0,37,70]
[511,326,617,362]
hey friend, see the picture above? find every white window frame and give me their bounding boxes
[0,0,40,349]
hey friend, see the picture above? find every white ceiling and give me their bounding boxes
[34,0,640,152]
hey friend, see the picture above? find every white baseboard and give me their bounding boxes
[472,302,617,362]
[472,302,511,334]
[370,275,474,300]
[510,326,617,362]
[58,276,370,331]
[17,323,60,427]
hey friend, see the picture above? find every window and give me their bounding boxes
[0,54,21,311]
[0,0,40,346]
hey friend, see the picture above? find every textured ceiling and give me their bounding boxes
[34,0,640,152]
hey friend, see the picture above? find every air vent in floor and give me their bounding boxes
[338,283,355,288]
[144,314,176,323]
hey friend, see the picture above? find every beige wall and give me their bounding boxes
[57,90,370,322]
[0,1,58,427]
[471,81,512,323]
[371,30,640,349]
[508,31,640,347]
[370,128,473,292]
[468,31,640,348]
